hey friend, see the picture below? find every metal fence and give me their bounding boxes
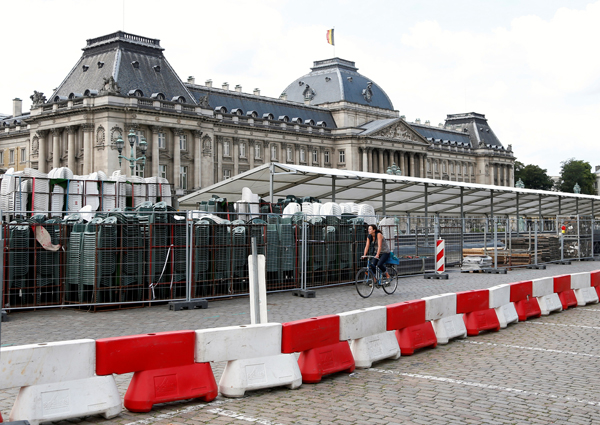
[0,208,596,311]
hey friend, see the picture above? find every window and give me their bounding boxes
[180,166,188,189]
[427,160,431,171]
[464,164,467,175]
[450,163,454,174]
[286,146,292,162]
[223,169,231,180]
[255,144,261,159]
[434,161,438,172]
[271,145,277,160]
[158,132,166,149]
[240,142,246,158]
[313,149,318,163]
[224,140,230,157]
[324,150,330,163]
[135,164,144,177]
[0,151,4,164]
[443,162,447,173]
[9,150,14,164]
[159,164,167,179]
[179,133,187,151]
[300,148,305,163]
[20,148,26,162]
[339,150,345,163]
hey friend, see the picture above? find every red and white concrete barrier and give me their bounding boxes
[488,284,519,328]
[422,293,467,344]
[387,300,437,355]
[532,277,563,315]
[510,281,542,321]
[570,272,599,306]
[456,289,500,336]
[554,274,577,310]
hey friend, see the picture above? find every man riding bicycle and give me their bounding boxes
[362,224,391,284]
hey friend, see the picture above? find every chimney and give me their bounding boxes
[304,99,310,106]
[425,120,430,126]
[279,92,287,100]
[222,82,229,91]
[415,118,421,124]
[253,88,260,96]
[13,98,22,117]
[235,84,242,93]
[438,123,444,128]
[205,79,212,88]
[187,76,195,84]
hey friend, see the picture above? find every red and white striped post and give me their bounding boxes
[435,239,445,274]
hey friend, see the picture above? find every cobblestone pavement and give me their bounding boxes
[2,262,600,424]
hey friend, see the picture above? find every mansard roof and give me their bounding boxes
[186,85,337,128]
[49,31,196,105]
[411,123,473,147]
[444,112,503,148]
[283,58,395,111]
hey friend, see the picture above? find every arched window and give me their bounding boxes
[300,148,305,163]
[271,145,277,160]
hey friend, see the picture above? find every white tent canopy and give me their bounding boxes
[179,163,599,217]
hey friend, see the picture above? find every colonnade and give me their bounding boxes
[360,147,427,177]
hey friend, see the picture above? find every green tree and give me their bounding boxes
[513,161,554,190]
[556,158,596,194]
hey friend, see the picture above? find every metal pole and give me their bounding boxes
[251,237,260,324]
[382,180,386,216]
[434,215,439,243]
[331,176,336,202]
[516,192,520,236]
[578,214,581,261]
[0,213,3,344]
[558,196,562,215]
[269,163,274,203]
[186,210,192,302]
[424,183,429,247]
[490,189,494,221]
[302,220,307,292]
[592,200,595,259]
[460,187,464,265]
[494,217,498,270]
[534,218,538,266]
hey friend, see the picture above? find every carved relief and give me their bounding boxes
[99,76,121,95]
[202,135,212,157]
[362,82,373,103]
[95,126,106,151]
[109,125,122,150]
[302,84,316,101]
[374,121,422,143]
[31,137,39,155]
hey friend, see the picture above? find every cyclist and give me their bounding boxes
[362,224,391,284]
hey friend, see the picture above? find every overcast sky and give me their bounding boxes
[1,0,598,176]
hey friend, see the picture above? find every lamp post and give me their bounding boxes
[116,129,148,176]
[386,163,402,176]
[515,178,525,189]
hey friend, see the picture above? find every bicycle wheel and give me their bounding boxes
[355,267,375,298]
[383,265,398,295]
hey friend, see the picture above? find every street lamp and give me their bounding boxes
[116,129,147,176]
[515,178,525,189]
[386,163,402,176]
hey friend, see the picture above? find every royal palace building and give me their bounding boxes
[0,31,515,195]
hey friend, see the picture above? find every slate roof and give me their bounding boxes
[49,32,196,104]
[282,58,394,110]
[411,123,473,147]
[356,118,399,135]
[186,85,337,128]
[1,112,30,127]
[444,112,503,148]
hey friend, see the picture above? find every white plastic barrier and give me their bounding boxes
[0,339,120,424]
[338,306,400,368]
[532,277,563,316]
[195,323,301,398]
[488,284,519,328]
[571,272,599,306]
[422,293,466,344]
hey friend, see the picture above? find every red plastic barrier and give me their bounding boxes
[456,290,489,314]
[282,315,354,383]
[591,271,600,287]
[387,300,436,355]
[456,290,500,335]
[554,275,577,310]
[395,323,437,355]
[96,331,217,412]
[509,281,541,321]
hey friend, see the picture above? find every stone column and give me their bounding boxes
[193,130,202,189]
[217,136,223,182]
[367,148,372,172]
[151,126,161,178]
[233,138,239,176]
[66,126,77,172]
[249,140,255,170]
[422,154,427,178]
[362,148,368,172]
[52,128,61,169]
[82,124,93,174]
[409,152,415,177]
[173,129,182,187]
[378,149,384,174]
[37,130,48,173]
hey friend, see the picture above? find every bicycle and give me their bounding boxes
[355,255,398,298]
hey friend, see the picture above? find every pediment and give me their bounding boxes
[369,120,429,145]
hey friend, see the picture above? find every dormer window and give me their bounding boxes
[97,61,104,69]
[128,89,144,97]
[131,61,140,69]
[151,92,165,100]
[304,119,315,126]
[317,121,327,128]
[153,65,161,72]
[171,96,186,103]
[291,117,302,124]
[231,108,243,116]
[82,65,89,72]
[215,106,227,114]
[246,110,258,118]
[262,113,274,120]
[84,89,98,97]
[278,115,289,123]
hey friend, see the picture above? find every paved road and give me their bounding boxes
[2,262,600,424]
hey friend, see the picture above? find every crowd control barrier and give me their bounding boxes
[488,284,519,328]
[570,272,599,306]
[532,277,563,315]
[195,323,302,397]
[281,315,354,383]
[96,331,217,412]
[386,300,437,355]
[0,339,120,424]
[554,275,578,310]
[4,269,600,422]
[338,306,400,368]
[456,289,500,336]
[422,293,467,344]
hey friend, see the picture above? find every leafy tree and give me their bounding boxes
[513,161,554,190]
[556,158,596,194]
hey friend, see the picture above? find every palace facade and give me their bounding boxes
[0,31,515,195]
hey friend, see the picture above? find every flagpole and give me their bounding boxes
[333,26,336,57]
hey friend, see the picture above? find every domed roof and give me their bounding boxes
[282,58,394,110]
